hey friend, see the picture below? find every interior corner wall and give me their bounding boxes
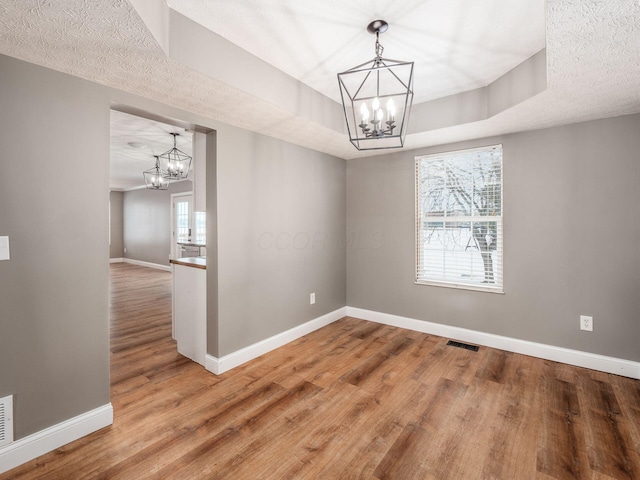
[0,54,111,439]
[215,125,347,356]
[122,180,193,266]
[347,113,640,362]
[109,191,124,258]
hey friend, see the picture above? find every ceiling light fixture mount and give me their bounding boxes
[143,155,170,190]
[159,132,192,180]
[338,19,414,151]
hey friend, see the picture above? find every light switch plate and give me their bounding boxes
[0,236,9,261]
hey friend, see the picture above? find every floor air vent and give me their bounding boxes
[447,340,479,352]
[0,395,13,447]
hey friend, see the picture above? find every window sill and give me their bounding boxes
[414,280,504,294]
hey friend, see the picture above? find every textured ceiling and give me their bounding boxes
[110,110,193,190]
[0,1,639,160]
[167,0,546,104]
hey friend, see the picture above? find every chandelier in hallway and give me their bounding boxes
[143,155,170,190]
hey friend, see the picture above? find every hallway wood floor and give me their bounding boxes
[2,263,639,479]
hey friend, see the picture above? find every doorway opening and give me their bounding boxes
[108,105,212,389]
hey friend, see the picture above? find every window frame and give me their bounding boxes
[414,144,504,294]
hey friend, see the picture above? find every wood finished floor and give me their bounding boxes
[3,262,639,479]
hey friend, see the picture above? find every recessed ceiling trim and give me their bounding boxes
[409,49,547,134]
[129,0,345,134]
[166,9,345,134]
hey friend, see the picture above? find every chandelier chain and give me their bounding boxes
[375,31,384,59]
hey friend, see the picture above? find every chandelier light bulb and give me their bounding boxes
[372,96,380,111]
[387,98,396,121]
[360,103,369,124]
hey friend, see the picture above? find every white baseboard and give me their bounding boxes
[206,307,347,375]
[122,258,171,272]
[204,304,639,379]
[0,404,113,475]
[347,307,640,380]
[109,258,124,263]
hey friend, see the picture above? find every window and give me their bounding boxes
[175,199,191,243]
[194,212,206,245]
[416,144,503,292]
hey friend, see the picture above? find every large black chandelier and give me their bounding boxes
[338,20,414,151]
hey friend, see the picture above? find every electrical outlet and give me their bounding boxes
[124,247,127,253]
[310,293,315,305]
[580,315,593,332]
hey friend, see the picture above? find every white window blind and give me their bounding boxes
[416,145,503,292]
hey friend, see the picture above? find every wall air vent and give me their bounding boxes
[447,340,479,352]
[0,395,14,447]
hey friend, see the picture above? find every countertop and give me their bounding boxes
[170,257,206,270]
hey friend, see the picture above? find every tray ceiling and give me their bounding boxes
[0,1,639,160]
[167,0,545,104]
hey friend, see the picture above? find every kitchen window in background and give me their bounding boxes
[415,144,503,293]
[194,212,206,245]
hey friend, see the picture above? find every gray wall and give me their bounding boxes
[122,180,192,266]
[347,113,640,362]
[109,191,124,258]
[0,55,110,438]
[215,126,347,356]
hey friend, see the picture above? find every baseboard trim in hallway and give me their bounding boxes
[120,258,171,272]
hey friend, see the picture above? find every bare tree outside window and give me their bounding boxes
[416,145,503,291]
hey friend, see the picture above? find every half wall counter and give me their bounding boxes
[170,257,206,366]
